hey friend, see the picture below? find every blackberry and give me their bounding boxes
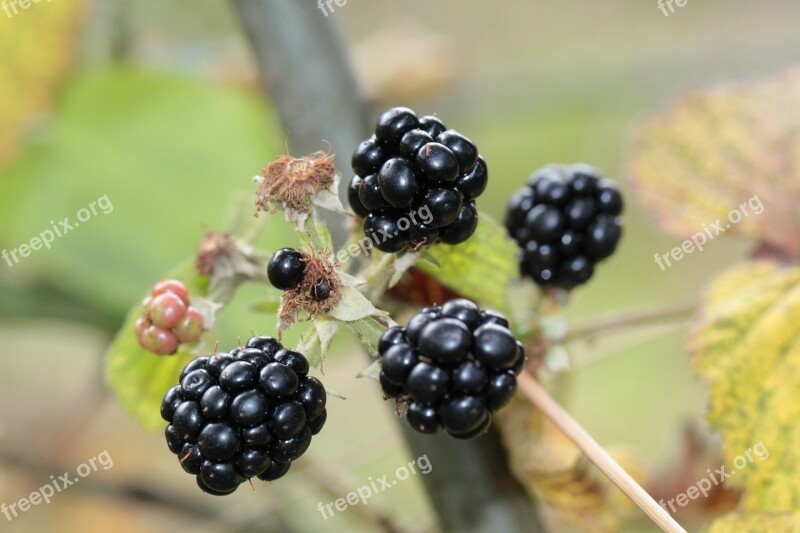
[376,298,524,439]
[348,107,488,252]
[505,164,623,289]
[267,248,306,290]
[160,336,327,494]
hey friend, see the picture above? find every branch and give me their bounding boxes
[563,299,697,342]
[228,2,546,530]
[517,372,688,533]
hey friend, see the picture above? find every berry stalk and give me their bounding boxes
[516,372,687,533]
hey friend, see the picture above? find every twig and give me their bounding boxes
[563,300,697,342]
[516,372,687,533]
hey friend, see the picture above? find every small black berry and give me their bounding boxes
[456,157,488,201]
[230,390,270,428]
[197,422,240,461]
[439,202,478,245]
[257,460,291,481]
[268,248,306,291]
[417,318,472,364]
[259,362,299,398]
[348,176,370,218]
[220,361,257,393]
[437,130,478,174]
[200,385,231,421]
[311,280,333,301]
[418,115,446,138]
[406,402,442,434]
[269,401,307,439]
[398,129,434,159]
[378,158,418,208]
[423,187,463,228]
[375,107,419,147]
[352,137,384,177]
[415,142,460,183]
[381,343,418,385]
[378,326,407,355]
[406,362,450,404]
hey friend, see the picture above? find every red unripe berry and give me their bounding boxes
[152,279,190,305]
[174,307,205,343]
[135,317,149,336]
[148,293,188,330]
[139,325,179,355]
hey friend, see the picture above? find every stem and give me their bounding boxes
[228,2,546,530]
[563,300,696,342]
[516,372,687,533]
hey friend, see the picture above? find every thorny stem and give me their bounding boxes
[517,372,688,533]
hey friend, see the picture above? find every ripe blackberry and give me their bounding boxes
[505,164,624,289]
[347,107,489,251]
[376,298,524,439]
[160,336,327,494]
[268,248,306,290]
[138,280,205,355]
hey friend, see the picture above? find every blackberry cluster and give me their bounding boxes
[377,299,524,439]
[505,164,624,289]
[349,107,488,252]
[161,336,327,495]
[137,280,204,356]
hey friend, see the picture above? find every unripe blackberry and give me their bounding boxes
[376,299,524,439]
[138,280,205,355]
[505,164,623,289]
[160,336,327,494]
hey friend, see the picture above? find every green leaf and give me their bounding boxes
[418,211,518,315]
[329,286,386,322]
[690,261,800,512]
[357,360,382,382]
[0,68,287,313]
[346,315,391,360]
[105,259,208,430]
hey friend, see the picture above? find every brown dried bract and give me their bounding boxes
[279,249,342,331]
[195,232,233,277]
[256,151,337,214]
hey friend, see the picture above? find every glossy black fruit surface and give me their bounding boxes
[505,164,624,289]
[160,337,327,494]
[349,107,488,252]
[376,299,525,439]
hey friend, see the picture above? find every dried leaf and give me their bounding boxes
[628,68,800,256]
[690,261,800,512]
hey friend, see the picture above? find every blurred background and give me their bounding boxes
[1,1,799,531]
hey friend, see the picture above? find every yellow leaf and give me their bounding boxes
[0,0,83,167]
[690,261,800,512]
[708,513,800,533]
[498,396,652,532]
[627,67,800,256]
